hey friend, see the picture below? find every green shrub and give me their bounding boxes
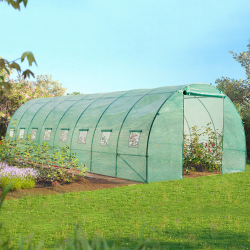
[183,123,222,173]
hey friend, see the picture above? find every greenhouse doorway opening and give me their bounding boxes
[182,93,224,176]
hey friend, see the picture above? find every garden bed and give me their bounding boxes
[183,169,222,178]
[0,161,222,201]
[0,174,133,201]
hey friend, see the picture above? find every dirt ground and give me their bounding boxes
[0,164,222,201]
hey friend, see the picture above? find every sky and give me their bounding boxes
[1,0,250,95]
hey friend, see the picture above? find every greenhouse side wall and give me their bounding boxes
[147,91,184,182]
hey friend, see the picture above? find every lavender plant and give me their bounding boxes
[0,163,40,191]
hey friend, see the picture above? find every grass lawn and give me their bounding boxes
[0,164,249,250]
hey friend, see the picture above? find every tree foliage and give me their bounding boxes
[215,77,250,121]
[0,0,37,91]
[33,74,67,97]
[0,74,54,139]
[215,39,250,159]
[1,0,28,10]
[66,92,83,95]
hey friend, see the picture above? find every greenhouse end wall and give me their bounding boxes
[5,83,246,183]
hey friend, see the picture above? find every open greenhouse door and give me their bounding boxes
[183,88,224,174]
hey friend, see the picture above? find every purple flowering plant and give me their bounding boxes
[0,162,40,191]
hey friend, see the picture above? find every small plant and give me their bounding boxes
[184,166,196,175]
[183,123,223,173]
[0,163,39,191]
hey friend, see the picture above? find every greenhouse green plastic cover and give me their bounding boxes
[6,83,246,183]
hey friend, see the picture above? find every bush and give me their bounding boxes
[183,123,222,174]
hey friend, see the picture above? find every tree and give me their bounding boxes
[215,77,250,121]
[214,38,250,159]
[0,56,15,89]
[1,0,28,10]
[0,0,37,91]
[0,74,54,139]
[66,92,83,95]
[33,74,67,97]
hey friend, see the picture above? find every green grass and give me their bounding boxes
[0,165,250,250]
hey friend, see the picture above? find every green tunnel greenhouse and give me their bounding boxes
[6,83,246,183]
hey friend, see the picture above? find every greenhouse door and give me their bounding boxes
[183,95,224,172]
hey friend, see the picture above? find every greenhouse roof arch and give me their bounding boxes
[6,83,246,183]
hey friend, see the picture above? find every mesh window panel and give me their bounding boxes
[100,132,111,146]
[129,132,141,147]
[60,130,69,142]
[44,130,52,141]
[19,129,25,139]
[31,129,37,139]
[78,131,88,144]
[9,129,14,138]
